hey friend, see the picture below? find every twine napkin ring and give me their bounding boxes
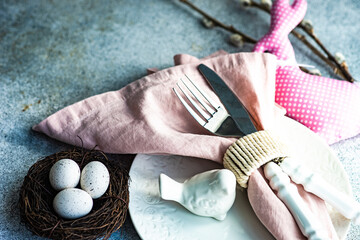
[223,130,288,188]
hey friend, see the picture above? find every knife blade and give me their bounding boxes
[198,64,257,135]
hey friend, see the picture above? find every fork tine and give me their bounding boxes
[177,80,212,120]
[181,77,216,116]
[173,87,207,126]
[184,74,221,111]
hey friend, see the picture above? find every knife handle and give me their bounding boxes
[280,158,360,225]
[264,162,328,240]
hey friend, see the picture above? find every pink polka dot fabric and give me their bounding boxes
[253,0,360,144]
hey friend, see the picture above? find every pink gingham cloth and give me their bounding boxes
[33,52,337,239]
[254,0,360,144]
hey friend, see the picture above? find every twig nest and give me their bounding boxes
[18,148,129,240]
[229,34,244,48]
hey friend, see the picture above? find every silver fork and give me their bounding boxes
[172,76,330,240]
[172,75,243,137]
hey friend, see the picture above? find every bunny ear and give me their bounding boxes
[253,0,307,60]
[270,0,307,36]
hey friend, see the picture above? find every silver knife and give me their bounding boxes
[198,63,332,239]
[198,64,257,136]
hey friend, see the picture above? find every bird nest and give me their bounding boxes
[18,148,130,240]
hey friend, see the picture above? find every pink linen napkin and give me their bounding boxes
[33,52,337,239]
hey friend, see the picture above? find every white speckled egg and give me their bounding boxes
[49,159,80,191]
[80,161,110,199]
[53,188,93,219]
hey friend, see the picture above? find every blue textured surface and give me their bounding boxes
[0,0,359,239]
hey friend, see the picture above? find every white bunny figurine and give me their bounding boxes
[159,169,236,221]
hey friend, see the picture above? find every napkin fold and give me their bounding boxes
[33,52,337,239]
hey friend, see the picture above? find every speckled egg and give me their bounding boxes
[80,161,110,199]
[53,188,93,219]
[49,159,80,191]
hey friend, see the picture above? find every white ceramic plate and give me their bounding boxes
[129,116,352,240]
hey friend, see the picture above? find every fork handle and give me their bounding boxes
[280,158,360,225]
[264,162,328,240]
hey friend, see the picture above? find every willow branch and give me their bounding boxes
[250,1,354,82]
[291,30,340,75]
[179,0,354,82]
[298,25,354,82]
[179,0,257,44]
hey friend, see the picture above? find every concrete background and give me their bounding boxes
[1,0,359,239]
